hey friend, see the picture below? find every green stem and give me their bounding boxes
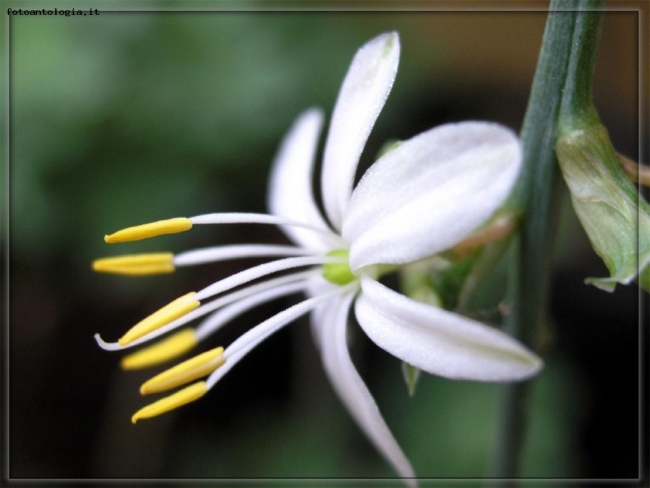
[559,2,604,131]
[491,0,604,480]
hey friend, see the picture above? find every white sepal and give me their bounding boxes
[318,291,417,486]
[343,122,522,270]
[356,277,542,382]
[321,32,400,231]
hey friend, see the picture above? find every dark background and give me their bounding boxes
[4,3,646,485]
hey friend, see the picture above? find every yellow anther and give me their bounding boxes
[118,292,200,346]
[131,381,207,424]
[121,328,198,370]
[140,346,225,395]
[93,253,175,276]
[104,218,192,244]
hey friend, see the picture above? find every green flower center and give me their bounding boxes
[322,249,357,285]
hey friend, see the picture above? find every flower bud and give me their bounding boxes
[556,124,650,292]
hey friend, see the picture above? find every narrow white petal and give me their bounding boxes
[343,122,522,270]
[319,291,416,486]
[309,302,331,352]
[194,280,307,340]
[205,285,353,390]
[195,255,344,302]
[321,32,400,230]
[356,277,542,381]
[94,270,317,351]
[174,244,313,267]
[307,275,339,350]
[268,109,335,250]
[190,212,344,246]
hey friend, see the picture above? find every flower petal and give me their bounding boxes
[343,122,522,270]
[321,32,400,231]
[318,291,417,486]
[356,277,542,381]
[268,109,336,250]
[306,275,339,351]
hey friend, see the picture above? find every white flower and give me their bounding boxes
[94,32,542,486]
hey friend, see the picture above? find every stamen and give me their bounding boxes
[94,270,317,351]
[195,255,344,302]
[93,253,175,276]
[173,244,313,267]
[189,212,344,244]
[119,292,200,346]
[194,279,306,341]
[205,284,358,390]
[121,328,198,370]
[131,381,207,424]
[140,346,225,395]
[105,218,192,243]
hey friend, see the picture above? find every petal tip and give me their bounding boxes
[520,355,544,380]
[372,31,400,54]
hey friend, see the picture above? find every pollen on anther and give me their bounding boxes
[93,253,175,276]
[121,328,198,370]
[131,381,207,424]
[118,292,200,346]
[105,218,192,244]
[140,346,225,395]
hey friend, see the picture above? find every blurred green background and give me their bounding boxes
[4,2,643,484]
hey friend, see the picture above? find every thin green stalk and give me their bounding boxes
[491,0,604,480]
[559,4,604,130]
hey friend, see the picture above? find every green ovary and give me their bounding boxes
[322,249,357,285]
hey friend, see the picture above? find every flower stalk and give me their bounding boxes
[491,0,605,478]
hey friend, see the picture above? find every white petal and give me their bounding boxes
[321,32,400,231]
[356,277,542,382]
[318,292,417,485]
[268,109,336,251]
[309,301,330,352]
[306,276,339,351]
[343,122,522,270]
